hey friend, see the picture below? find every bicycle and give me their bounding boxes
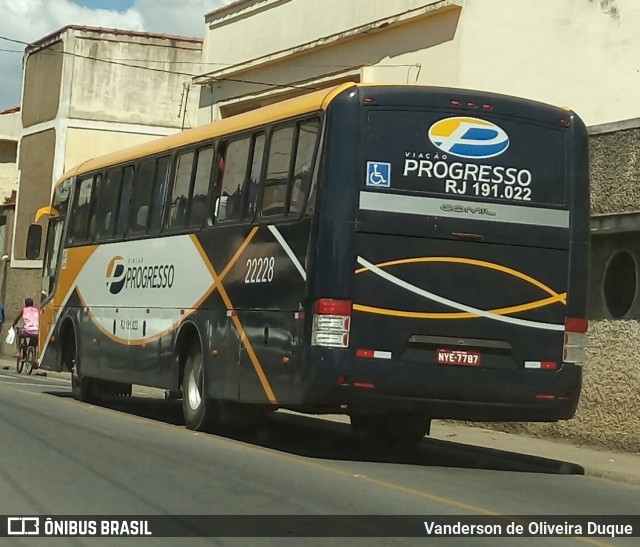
[16,335,37,375]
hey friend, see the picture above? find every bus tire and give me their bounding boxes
[66,332,94,403]
[182,342,218,431]
[351,414,430,446]
[71,365,94,403]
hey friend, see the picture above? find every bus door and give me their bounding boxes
[351,106,577,399]
[39,216,66,368]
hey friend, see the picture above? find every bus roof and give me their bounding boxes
[56,82,574,189]
[57,82,357,186]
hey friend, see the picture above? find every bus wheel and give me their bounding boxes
[182,343,218,431]
[350,414,430,446]
[65,333,92,403]
[71,363,94,403]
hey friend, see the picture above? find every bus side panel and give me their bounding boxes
[197,219,310,405]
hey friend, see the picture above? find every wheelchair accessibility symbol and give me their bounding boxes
[366,161,391,188]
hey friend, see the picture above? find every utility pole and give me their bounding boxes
[177,83,191,131]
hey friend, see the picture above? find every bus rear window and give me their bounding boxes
[364,110,567,207]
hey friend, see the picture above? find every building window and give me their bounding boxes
[603,250,637,318]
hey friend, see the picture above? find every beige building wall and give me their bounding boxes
[197,0,462,123]
[0,142,18,203]
[198,0,638,127]
[21,42,64,127]
[63,128,165,174]
[0,109,21,141]
[0,109,21,204]
[14,130,56,260]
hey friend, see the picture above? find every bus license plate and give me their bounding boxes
[437,349,481,367]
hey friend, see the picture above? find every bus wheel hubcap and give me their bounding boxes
[187,367,201,411]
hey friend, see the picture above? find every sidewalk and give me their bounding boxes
[428,422,640,486]
[4,358,639,487]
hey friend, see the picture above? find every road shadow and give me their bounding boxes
[45,390,584,476]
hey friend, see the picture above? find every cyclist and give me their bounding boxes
[12,297,39,359]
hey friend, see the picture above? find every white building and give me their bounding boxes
[196,0,637,126]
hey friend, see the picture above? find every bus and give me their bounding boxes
[28,83,589,444]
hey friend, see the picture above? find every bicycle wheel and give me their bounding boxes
[25,346,35,375]
[16,344,24,374]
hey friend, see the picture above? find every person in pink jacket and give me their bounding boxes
[12,297,39,357]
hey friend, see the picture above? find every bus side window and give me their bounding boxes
[261,126,295,218]
[188,146,214,227]
[149,155,171,233]
[115,166,134,236]
[67,176,94,245]
[128,159,155,236]
[216,138,250,223]
[289,119,320,216]
[168,151,194,230]
[87,173,102,241]
[244,133,265,219]
[96,168,123,240]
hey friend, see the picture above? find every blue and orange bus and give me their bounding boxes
[29,83,589,443]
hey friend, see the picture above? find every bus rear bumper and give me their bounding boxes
[342,390,579,422]
[304,350,582,422]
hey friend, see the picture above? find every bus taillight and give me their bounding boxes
[311,299,352,348]
[563,317,588,365]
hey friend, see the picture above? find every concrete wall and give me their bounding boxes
[589,122,640,215]
[22,42,64,128]
[68,30,202,127]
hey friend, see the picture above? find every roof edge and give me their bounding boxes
[27,24,202,52]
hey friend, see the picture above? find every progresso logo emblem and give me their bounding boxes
[105,256,126,295]
[428,117,510,159]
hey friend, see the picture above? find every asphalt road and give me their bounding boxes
[0,368,638,547]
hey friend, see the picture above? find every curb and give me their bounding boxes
[581,467,640,487]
